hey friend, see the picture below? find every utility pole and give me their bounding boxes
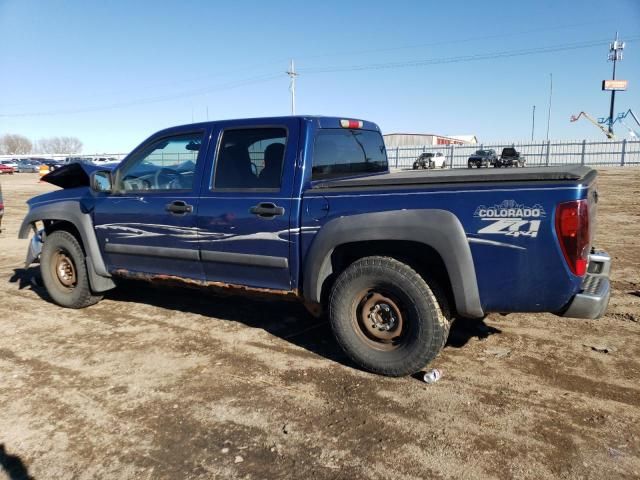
[607,32,625,136]
[286,59,298,115]
[531,105,536,141]
[546,73,553,141]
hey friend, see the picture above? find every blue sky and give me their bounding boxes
[1,0,639,153]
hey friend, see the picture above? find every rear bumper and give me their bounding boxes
[561,251,611,319]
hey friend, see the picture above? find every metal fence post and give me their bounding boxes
[449,144,455,168]
[395,147,399,169]
[621,139,627,167]
[580,139,586,166]
[545,140,551,167]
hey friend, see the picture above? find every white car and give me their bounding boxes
[412,152,447,169]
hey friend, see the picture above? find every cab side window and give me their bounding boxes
[213,128,286,190]
[118,133,202,192]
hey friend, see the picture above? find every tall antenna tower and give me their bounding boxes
[286,59,298,115]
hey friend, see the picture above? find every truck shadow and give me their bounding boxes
[0,444,34,480]
[10,267,500,371]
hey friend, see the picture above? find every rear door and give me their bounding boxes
[197,119,299,291]
[93,129,209,279]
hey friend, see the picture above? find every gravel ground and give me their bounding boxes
[0,169,639,480]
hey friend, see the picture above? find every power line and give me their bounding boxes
[0,20,618,110]
[297,20,613,61]
[0,73,282,118]
[4,35,636,119]
[299,36,640,74]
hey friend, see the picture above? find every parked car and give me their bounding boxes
[412,152,446,169]
[0,163,14,174]
[0,159,18,172]
[19,116,610,377]
[91,156,119,165]
[64,156,94,165]
[40,159,65,172]
[495,147,525,168]
[467,149,498,168]
[17,159,42,173]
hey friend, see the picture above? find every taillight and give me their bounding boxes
[555,200,590,276]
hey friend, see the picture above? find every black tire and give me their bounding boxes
[40,230,103,308]
[329,256,450,377]
[467,162,473,168]
[412,161,419,170]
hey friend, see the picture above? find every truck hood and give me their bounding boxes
[41,162,115,189]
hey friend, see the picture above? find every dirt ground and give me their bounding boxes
[0,169,638,480]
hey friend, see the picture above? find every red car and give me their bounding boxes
[0,164,14,174]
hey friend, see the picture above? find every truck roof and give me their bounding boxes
[154,116,381,136]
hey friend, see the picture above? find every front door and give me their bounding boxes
[93,130,208,279]
[197,121,299,291]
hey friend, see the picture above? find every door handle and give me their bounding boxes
[166,200,193,214]
[249,202,285,218]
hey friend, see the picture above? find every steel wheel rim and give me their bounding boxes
[53,250,77,288]
[353,289,405,351]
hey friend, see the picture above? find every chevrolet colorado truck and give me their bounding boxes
[19,116,611,376]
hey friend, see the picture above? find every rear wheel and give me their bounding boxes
[329,256,450,377]
[40,230,103,308]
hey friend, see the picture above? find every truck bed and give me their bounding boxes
[312,165,595,189]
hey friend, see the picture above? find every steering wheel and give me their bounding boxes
[153,167,181,189]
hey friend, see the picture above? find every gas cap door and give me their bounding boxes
[305,196,330,221]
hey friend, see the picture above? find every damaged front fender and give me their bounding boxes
[24,227,44,267]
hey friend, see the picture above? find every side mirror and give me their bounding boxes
[91,170,113,193]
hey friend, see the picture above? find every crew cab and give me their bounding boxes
[19,116,611,377]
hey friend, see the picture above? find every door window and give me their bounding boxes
[117,133,203,192]
[213,128,287,190]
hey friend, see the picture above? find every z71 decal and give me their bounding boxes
[474,200,546,238]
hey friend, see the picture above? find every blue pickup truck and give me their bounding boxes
[19,116,611,376]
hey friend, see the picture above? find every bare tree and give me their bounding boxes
[37,136,83,154]
[0,134,33,155]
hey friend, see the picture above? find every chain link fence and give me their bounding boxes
[386,139,640,169]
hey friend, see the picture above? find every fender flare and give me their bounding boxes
[302,209,484,318]
[18,200,115,292]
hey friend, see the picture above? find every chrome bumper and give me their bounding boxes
[25,228,44,267]
[561,251,611,319]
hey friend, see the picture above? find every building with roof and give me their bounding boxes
[383,133,478,148]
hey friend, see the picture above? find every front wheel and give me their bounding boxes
[40,230,103,308]
[329,256,450,377]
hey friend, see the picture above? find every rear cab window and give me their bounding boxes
[312,129,388,180]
